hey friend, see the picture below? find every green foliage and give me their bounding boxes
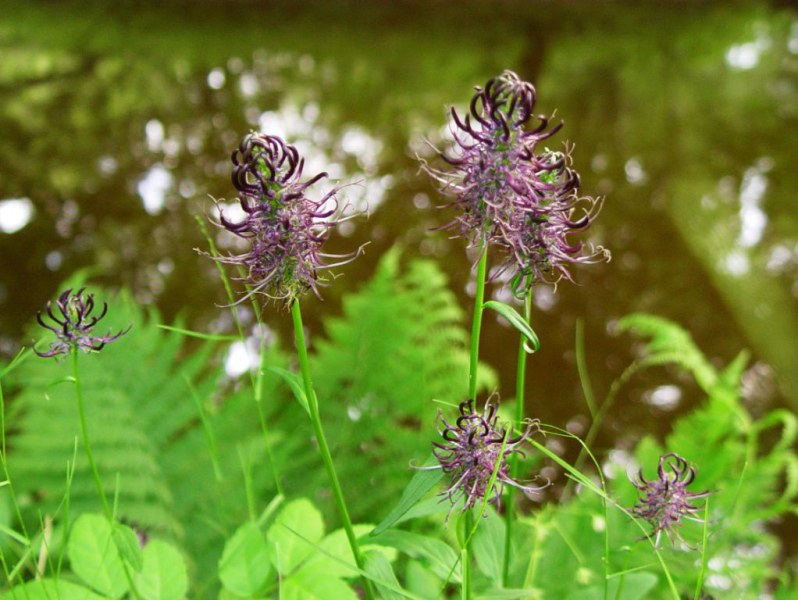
[3,251,489,595]
[372,313,798,598]
[6,512,190,600]
[218,522,272,597]
[305,248,496,520]
[3,290,292,590]
[134,540,189,600]
[500,313,798,598]
[218,498,393,599]
[6,266,796,597]
[68,514,130,598]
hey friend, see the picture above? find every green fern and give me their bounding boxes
[4,291,292,590]
[503,314,798,598]
[617,313,718,391]
[299,248,497,520]
[615,314,796,597]
[4,251,492,593]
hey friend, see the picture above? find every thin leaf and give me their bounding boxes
[371,458,442,536]
[365,550,406,600]
[156,324,237,341]
[369,530,460,583]
[268,366,310,416]
[483,301,540,353]
[6,579,106,600]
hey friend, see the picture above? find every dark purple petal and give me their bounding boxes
[36,289,129,358]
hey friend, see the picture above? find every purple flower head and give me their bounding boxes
[430,396,544,518]
[212,132,358,304]
[36,288,130,358]
[423,70,609,296]
[630,453,711,547]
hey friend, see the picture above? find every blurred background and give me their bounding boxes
[1,0,797,456]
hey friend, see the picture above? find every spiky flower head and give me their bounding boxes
[36,288,130,358]
[630,452,711,547]
[430,397,544,517]
[424,70,608,296]
[212,132,357,304]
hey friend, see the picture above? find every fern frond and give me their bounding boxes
[617,312,718,392]
[302,248,496,520]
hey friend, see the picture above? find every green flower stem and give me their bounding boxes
[290,300,375,600]
[464,243,488,600]
[72,350,111,520]
[197,216,284,495]
[0,359,31,564]
[502,292,532,587]
[468,244,488,401]
[72,351,143,600]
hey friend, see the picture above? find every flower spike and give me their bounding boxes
[423,70,609,295]
[36,288,130,358]
[209,132,359,305]
[630,452,711,548]
[426,396,545,520]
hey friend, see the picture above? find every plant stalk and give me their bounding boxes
[72,350,111,519]
[502,292,532,587]
[468,245,488,401]
[290,300,375,600]
[464,243,489,599]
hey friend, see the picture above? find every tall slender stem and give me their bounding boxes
[72,351,142,599]
[468,245,489,401]
[290,300,375,600]
[464,243,488,599]
[0,360,31,563]
[502,292,532,586]
[198,217,284,495]
[72,350,111,519]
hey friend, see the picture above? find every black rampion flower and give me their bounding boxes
[211,132,358,304]
[428,397,544,517]
[36,288,130,358]
[423,70,608,296]
[630,453,711,547]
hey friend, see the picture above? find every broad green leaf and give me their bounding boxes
[135,540,189,600]
[112,522,144,572]
[68,513,129,598]
[365,550,406,600]
[6,579,105,600]
[567,572,658,600]
[268,366,310,416]
[406,559,441,600]
[301,524,374,578]
[370,530,460,583]
[371,458,442,536]
[266,498,324,575]
[281,568,358,600]
[483,301,540,353]
[472,506,505,583]
[218,522,272,597]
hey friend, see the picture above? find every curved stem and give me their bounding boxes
[502,292,532,587]
[290,300,375,600]
[72,350,111,519]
